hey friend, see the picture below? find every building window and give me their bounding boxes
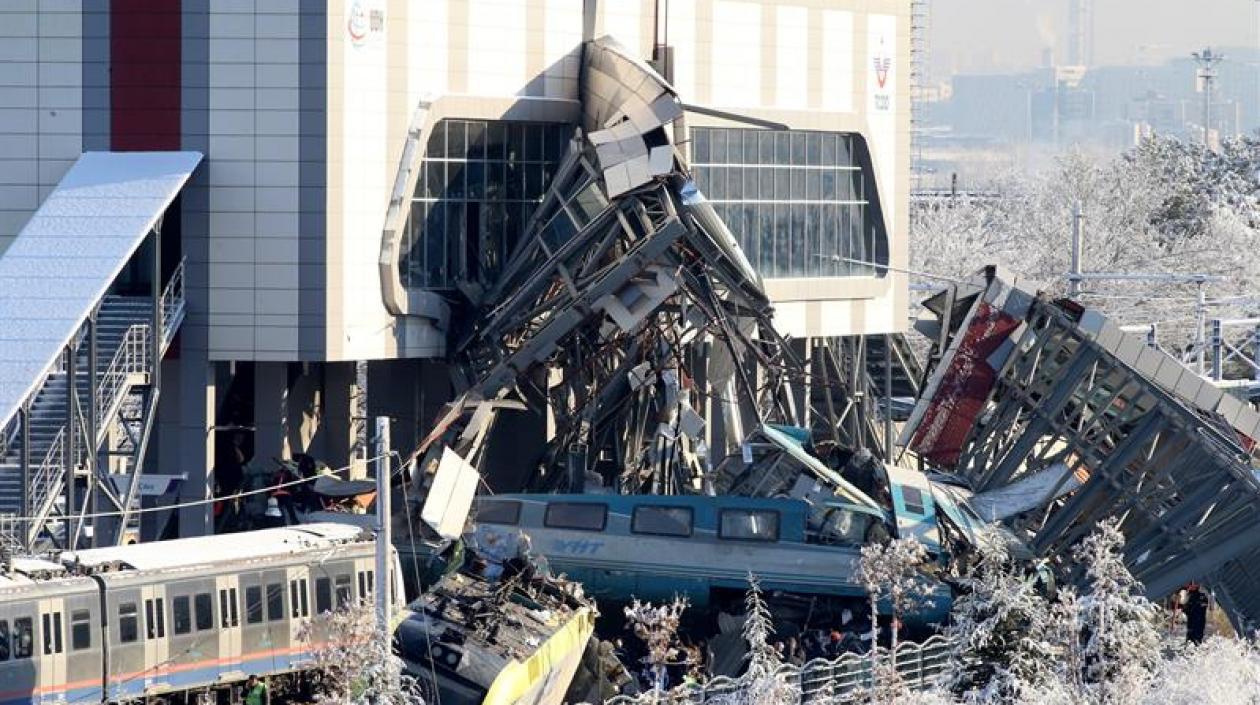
[403,119,572,290]
[690,127,888,279]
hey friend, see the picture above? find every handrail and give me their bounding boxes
[604,635,954,704]
[8,260,189,547]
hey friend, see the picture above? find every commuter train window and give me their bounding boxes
[118,603,140,644]
[14,617,33,658]
[900,487,926,515]
[335,574,354,609]
[145,598,165,639]
[245,586,264,624]
[632,506,694,537]
[266,583,284,622]
[172,596,192,635]
[0,619,8,660]
[476,500,521,525]
[41,612,63,655]
[195,593,214,631]
[358,570,374,600]
[220,588,240,628]
[290,579,310,619]
[718,509,780,542]
[71,609,91,651]
[315,577,332,614]
[544,502,608,531]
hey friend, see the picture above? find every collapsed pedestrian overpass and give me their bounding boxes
[903,268,1260,631]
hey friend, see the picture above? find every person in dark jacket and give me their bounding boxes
[1184,582,1210,644]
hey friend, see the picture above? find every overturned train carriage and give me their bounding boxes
[902,268,1260,631]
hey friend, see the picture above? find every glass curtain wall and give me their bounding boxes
[402,119,572,290]
[689,127,889,279]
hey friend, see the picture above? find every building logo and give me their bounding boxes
[872,36,892,111]
[347,0,384,48]
[873,56,892,89]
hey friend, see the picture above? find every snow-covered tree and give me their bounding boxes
[735,573,800,705]
[624,596,690,695]
[1073,519,1162,704]
[859,535,932,657]
[297,601,425,704]
[1144,637,1260,705]
[942,537,1060,701]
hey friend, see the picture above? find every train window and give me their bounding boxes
[477,500,521,525]
[901,487,926,515]
[632,506,694,537]
[266,583,284,622]
[290,579,310,619]
[172,596,192,635]
[41,612,63,654]
[544,502,608,531]
[71,610,91,651]
[316,577,332,614]
[335,574,354,608]
[118,603,139,644]
[14,617,32,658]
[718,509,780,542]
[245,586,264,624]
[220,588,240,628]
[0,620,8,660]
[145,598,166,639]
[195,593,214,631]
[358,570,375,600]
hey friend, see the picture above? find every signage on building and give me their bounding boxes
[347,0,385,48]
[872,39,893,111]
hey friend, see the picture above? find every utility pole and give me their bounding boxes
[373,416,392,644]
[1192,47,1224,149]
[1069,201,1084,297]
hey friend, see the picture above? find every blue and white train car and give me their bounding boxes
[0,523,404,705]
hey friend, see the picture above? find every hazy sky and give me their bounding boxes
[931,0,1259,76]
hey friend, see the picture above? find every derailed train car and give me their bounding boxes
[0,523,402,705]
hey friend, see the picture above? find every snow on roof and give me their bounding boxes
[0,151,202,429]
[62,523,368,573]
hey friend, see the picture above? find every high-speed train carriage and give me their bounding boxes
[0,524,404,705]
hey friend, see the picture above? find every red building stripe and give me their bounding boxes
[111,0,182,151]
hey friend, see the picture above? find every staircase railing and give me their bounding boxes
[17,259,187,547]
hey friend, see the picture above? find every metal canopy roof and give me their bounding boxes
[0,151,202,431]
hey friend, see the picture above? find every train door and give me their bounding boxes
[286,565,312,669]
[141,583,171,692]
[36,596,66,704]
[64,593,103,704]
[216,574,243,678]
[239,572,268,664]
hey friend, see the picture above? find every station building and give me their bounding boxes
[0,0,909,539]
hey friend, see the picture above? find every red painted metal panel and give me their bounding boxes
[111,0,181,151]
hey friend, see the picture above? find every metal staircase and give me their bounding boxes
[0,262,185,549]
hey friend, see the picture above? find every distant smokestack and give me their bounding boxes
[1068,0,1093,67]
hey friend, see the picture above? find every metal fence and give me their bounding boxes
[606,636,953,704]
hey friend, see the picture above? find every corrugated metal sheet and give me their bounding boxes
[0,151,202,429]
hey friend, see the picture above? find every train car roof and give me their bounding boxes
[0,557,95,594]
[60,523,369,574]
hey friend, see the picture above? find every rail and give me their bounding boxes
[606,636,953,705]
[16,259,187,546]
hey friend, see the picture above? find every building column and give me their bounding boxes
[174,359,216,538]
[323,361,357,473]
[254,361,291,466]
